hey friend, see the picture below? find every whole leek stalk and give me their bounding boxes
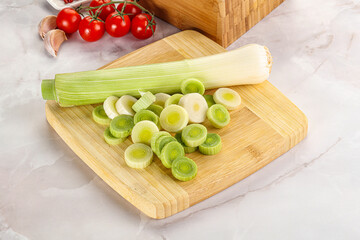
[41,44,272,107]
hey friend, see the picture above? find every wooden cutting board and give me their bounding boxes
[45,30,307,219]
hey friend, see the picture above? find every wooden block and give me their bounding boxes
[45,31,307,219]
[141,0,285,47]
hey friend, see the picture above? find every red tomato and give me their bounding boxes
[117,0,142,20]
[78,16,105,42]
[105,13,131,37]
[89,0,115,21]
[56,8,81,34]
[131,13,156,40]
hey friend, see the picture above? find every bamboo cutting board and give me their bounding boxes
[45,30,307,219]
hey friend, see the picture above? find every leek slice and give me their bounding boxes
[154,93,170,107]
[178,93,208,123]
[124,143,153,169]
[175,132,197,154]
[204,95,216,108]
[151,131,171,154]
[132,91,156,112]
[158,136,177,155]
[147,104,163,117]
[164,94,183,107]
[104,127,126,145]
[159,105,189,132]
[92,105,111,125]
[181,78,205,95]
[115,95,137,116]
[110,115,134,138]
[103,96,119,119]
[199,133,222,155]
[131,120,159,145]
[181,124,207,147]
[134,109,159,125]
[206,104,230,128]
[159,141,185,168]
[213,88,241,110]
[171,157,197,181]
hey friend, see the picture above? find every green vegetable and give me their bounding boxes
[165,94,183,107]
[132,91,156,112]
[110,115,134,138]
[159,141,185,168]
[150,131,171,154]
[204,95,216,108]
[181,124,207,147]
[147,104,163,117]
[213,88,241,110]
[154,93,170,107]
[103,96,119,119]
[181,78,205,95]
[115,95,137,116]
[131,120,159,145]
[206,104,230,128]
[104,127,126,145]
[199,133,222,155]
[158,136,177,155]
[178,93,208,124]
[175,132,197,154]
[41,44,271,106]
[159,105,189,132]
[171,156,197,181]
[134,109,159,125]
[92,105,111,125]
[124,143,153,169]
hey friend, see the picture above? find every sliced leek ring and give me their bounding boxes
[178,93,208,123]
[213,88,241,110]
[164,94,183,107]
[92,105,111,125]
[103,96,119,119]
[181,124,207,147]
[124,143,153,169]
[159,105,189,132]
[115,95,137,116]
[132,91,156,112]
[199,133,222,155]
[159,141,185,168]
[131,120,159,145]
[180,78,205,95]
[171,157,197,181]
[154,93,170,107]
[207,104,230,128]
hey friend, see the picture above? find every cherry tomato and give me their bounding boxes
[78,16,105,42]
[105,13,131,37]
[89,0,115,21]
[117,0,142,20]
[131,13,156,40]
[56,8,81,34]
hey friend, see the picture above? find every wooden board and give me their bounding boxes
[141,0,285,47]
[45,30,307,219]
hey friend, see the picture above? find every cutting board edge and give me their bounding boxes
[45,101,169,219]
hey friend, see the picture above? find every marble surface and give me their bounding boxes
[1,0,360,239]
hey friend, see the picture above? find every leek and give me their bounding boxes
[42,44,272,107]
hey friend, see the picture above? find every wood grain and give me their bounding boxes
[140,0,285,47]
[45,30,307,219]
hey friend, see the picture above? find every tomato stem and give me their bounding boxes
[78,1,153,18]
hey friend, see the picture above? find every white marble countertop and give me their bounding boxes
[1,0,360,239]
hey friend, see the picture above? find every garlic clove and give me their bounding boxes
[38,15,57,40]
[44,29,67,57]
